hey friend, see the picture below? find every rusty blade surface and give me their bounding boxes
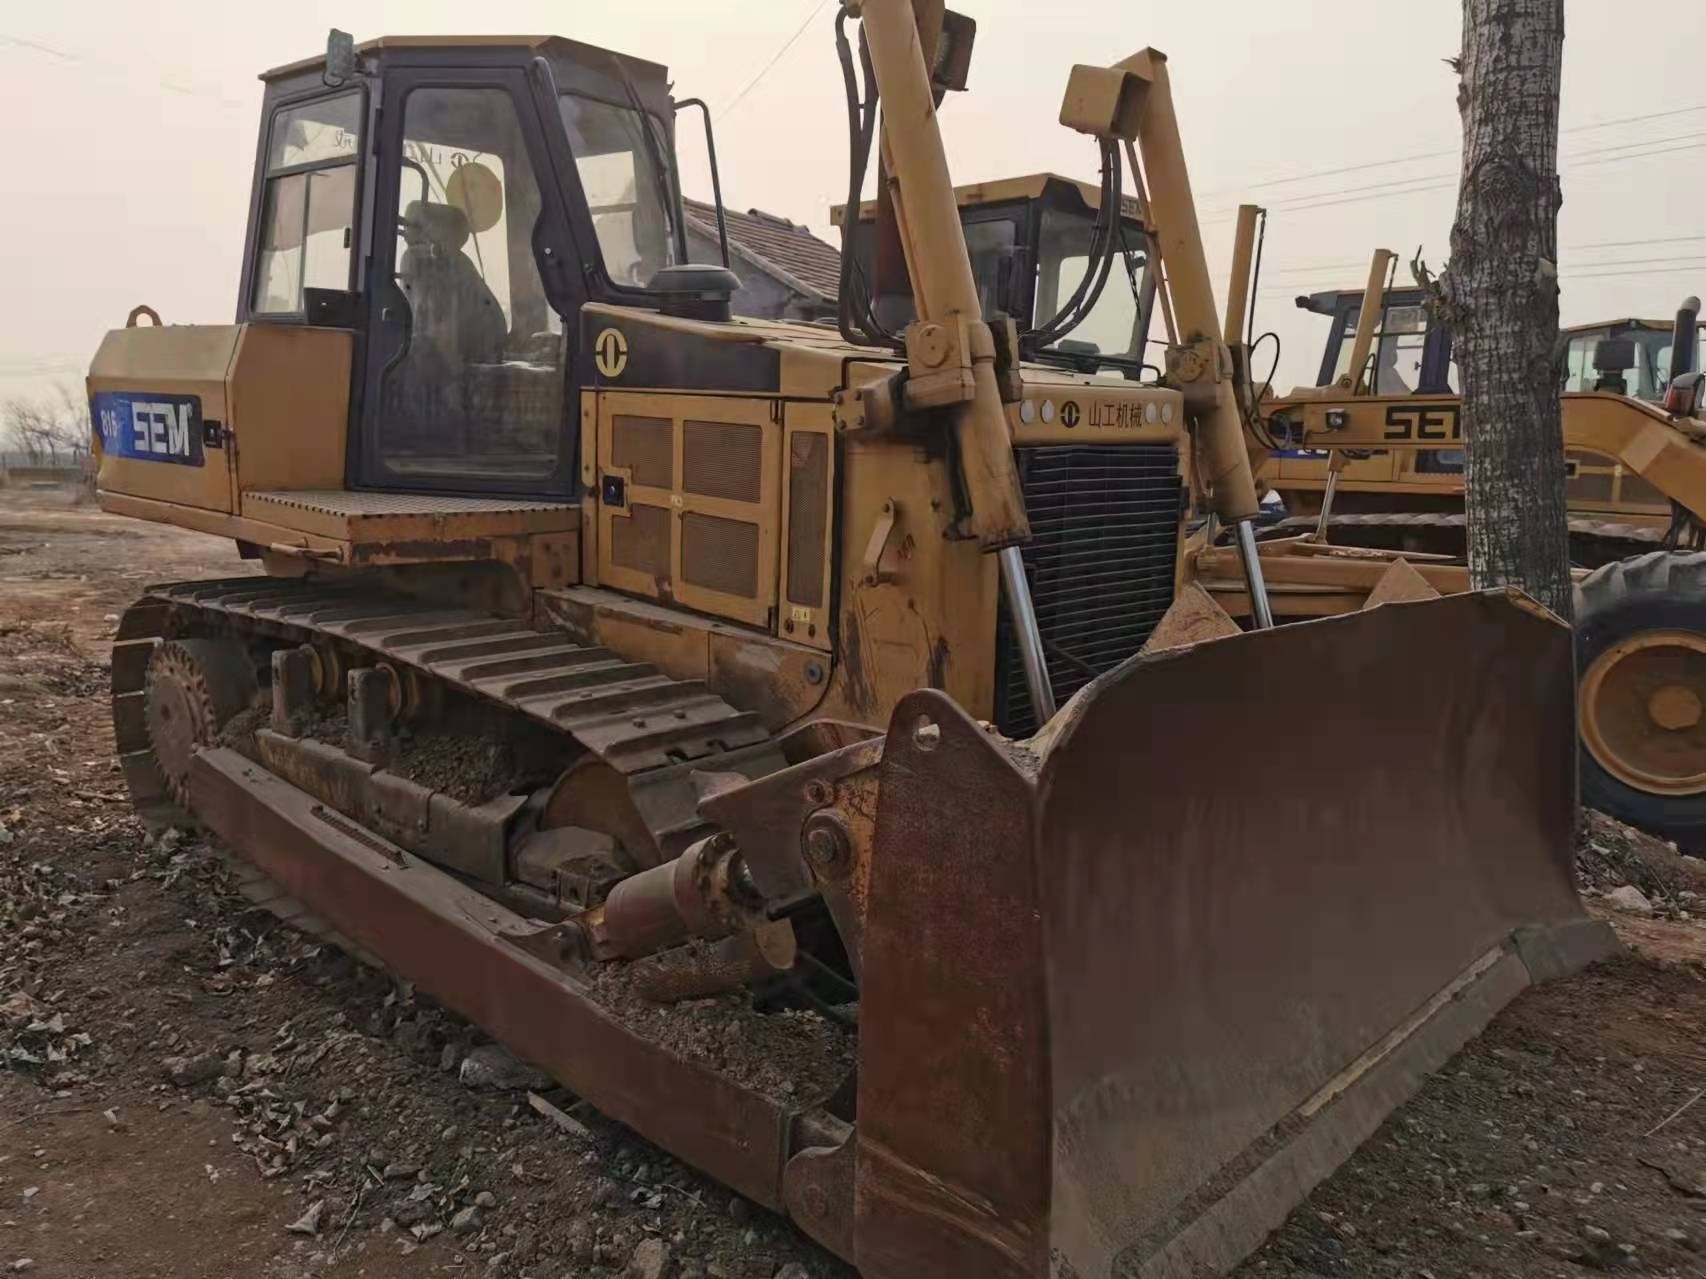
[852,590,1593,1278]
[855,696,1051,1279]
[1037,589,1583,1274]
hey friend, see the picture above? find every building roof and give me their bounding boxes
[684,199,841,304]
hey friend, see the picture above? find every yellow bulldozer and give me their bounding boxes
[86,8,1610,1276]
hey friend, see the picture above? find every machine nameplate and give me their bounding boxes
[93,392,205,467]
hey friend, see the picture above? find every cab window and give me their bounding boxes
[372,86,564,484]
[251,93,361,315]
[1035,208,1140,359]
[559,96,678,288]
[1331,304,1427,394]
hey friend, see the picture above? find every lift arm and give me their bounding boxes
[855,0,1031,551]
[1061,48,1276,624]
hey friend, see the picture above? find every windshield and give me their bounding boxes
[845,213,1023,321]
[1330,303,1429,393]
[1564,323,1703,401]
[1035,208,1144,360]
[559,95,678,288]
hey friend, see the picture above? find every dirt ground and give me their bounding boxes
[6,484,1706,1279]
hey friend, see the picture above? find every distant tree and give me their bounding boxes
[1428,0,1571,619]
[4,386,90,467]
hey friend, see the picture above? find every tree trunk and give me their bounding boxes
[1437,0,1571,620]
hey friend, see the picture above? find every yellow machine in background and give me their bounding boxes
[1196,248,1706,851]
[87,9,1609,1276]
[1261,268,1705,555]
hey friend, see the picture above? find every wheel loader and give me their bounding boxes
[85,8,1611,1276]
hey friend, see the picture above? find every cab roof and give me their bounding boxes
[831,172,1144,226]
[261,34,671,90]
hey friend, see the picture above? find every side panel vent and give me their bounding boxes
[682,513,761,599]
[683,420,763,503]
[609,503,672,579]
[596,394,782,629]
[785,432,831,610]
[611,415,674,489]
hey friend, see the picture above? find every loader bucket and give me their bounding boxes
[853,589,1614,1278]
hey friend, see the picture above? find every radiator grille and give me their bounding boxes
[994,444,1184,738]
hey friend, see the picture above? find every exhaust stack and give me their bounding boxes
[1670,295,1700,385]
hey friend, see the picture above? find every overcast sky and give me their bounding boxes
[3,0,1702,402]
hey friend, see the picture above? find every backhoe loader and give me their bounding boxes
[86,9,1609,1276]
[1194,246,1706,851]
[1262,271,1706,558]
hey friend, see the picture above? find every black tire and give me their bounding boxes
[1575,550,1706,851]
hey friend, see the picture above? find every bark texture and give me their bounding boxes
[1435,0,1571,620]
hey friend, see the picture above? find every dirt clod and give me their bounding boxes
[1606,883,1657,916]
[627,1236,672,1279]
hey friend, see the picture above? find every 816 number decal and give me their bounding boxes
[1383,404,1462,442]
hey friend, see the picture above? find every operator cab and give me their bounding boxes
[242,34,726,498]
[1295,286,1456,396]
[1300,287,1705,405]
[833,174,1155,373]
[1562,318,1704,402]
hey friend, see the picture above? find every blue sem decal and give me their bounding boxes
[92,391,204,467]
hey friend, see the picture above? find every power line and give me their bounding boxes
[1263,259,1371,277]
[1570,235,1706,251]
[1259,257,1706,296]
[1570,138,1706,170]
[1564,101,1706,135]
[0,30,245,107]
[1202,134,1706,224]
[716,0,833,121]
[1196,101,1706,202]
[1570,263,1706,280]
[1560,254,1706,271]
[1568,129,1706,162]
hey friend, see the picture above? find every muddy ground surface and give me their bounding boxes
[5,486,1706,1278]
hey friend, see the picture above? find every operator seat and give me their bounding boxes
[398,200,507,365]
[381,201,508,459]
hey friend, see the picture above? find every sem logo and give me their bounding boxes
[594,327,629,379]
[90,391,203,467]
[1060,401,1081,428]
[129,402,195,458]
[1383,404,1461,442]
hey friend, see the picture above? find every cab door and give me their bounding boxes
[355,67,583,496]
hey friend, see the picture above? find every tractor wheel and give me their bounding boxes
[1576,551,1706,851]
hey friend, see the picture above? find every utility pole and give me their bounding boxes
[1431,0,1571,619]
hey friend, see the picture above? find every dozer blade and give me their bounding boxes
[853,589,1615,1278]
